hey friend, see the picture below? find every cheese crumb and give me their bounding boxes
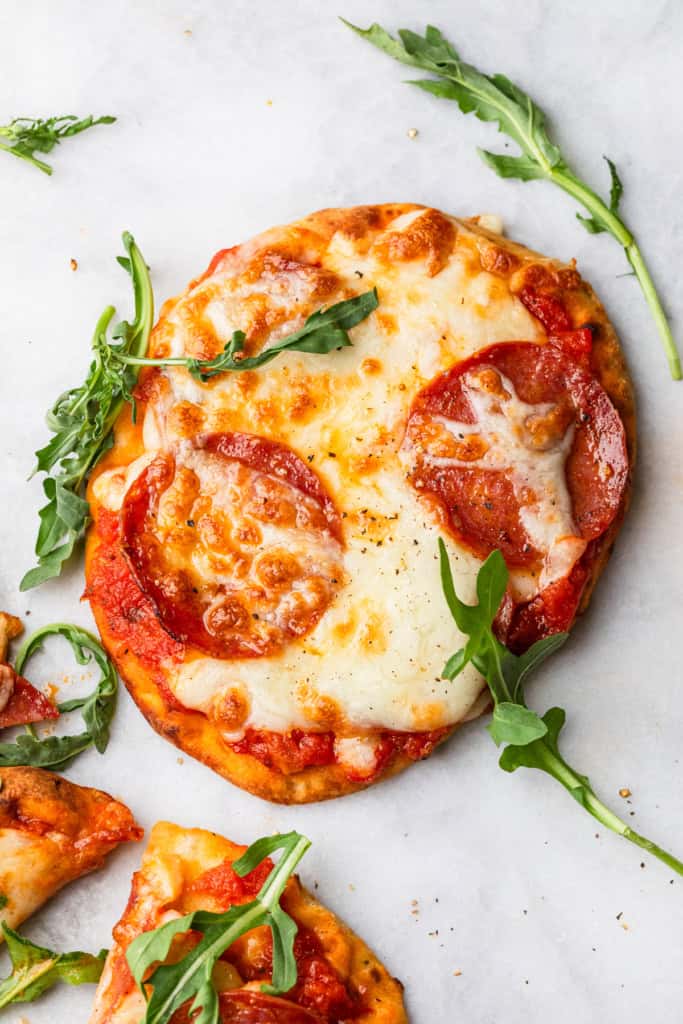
[407,128,419,139]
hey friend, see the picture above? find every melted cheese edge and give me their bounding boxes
[96,212,550,737]
[429,368,586,594]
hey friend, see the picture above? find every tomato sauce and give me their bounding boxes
[87,510,184,668]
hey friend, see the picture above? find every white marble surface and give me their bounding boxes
[1,1,682,1021]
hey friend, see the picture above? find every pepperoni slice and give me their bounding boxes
[121,434,344,659]
[0,669,59,729]
[225,928,358,1022]
[171,990,323,1023]
[219,992,323,1023]
[403,342,628,641]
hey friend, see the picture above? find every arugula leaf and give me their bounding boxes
[0,924,106,1007]
[438,539,683,874]
[21,233,154,590]
[115,288,379,382]
[126,831,310,1024]
[0,115,115,175]
[344,20,681,381]
[22,235,376,590]
[0,623,117,770]
[0,895,7,911]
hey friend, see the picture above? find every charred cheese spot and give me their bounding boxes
[167,401,206,439]
[358,611,387,654]
[477,240,519,276]
[379,208,456,277]
[210,686,251,732]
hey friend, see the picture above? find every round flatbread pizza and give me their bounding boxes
[85,204,635,803]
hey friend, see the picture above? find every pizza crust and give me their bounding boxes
[86,204,635,804]
[88,821,408,1023]
[0,766,142,936]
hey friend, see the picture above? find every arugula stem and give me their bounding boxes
[0,141,52,175]
[551,168,632,246]
[530,738,683,875]
[158,902,267,1017]
[345,21,682,381]
[624,242,681,379]
[113,353,189,368]
[552,169,681,379]
[258,834,311,906]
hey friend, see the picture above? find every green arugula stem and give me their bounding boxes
[439,540,683,876]
[553,168,681,379]
[529,737,683,875]
[623,242,680,379]
[0,140,51,175]
[155,834,309,1003]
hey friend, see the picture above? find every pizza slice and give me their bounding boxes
[0,612,58,729]
[89,821,407,1023]
[0,766,142,936]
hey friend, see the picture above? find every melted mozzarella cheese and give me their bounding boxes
[431,368,586,589]
[100,210,554,736]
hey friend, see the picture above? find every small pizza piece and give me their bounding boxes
[0,612,58,729]
[0,766,142,937]
[89,821,407,1023]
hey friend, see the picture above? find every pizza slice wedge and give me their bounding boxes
[89,821,407,1023]
[0,766,142,937]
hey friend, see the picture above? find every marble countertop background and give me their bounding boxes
[1,1,682,1021]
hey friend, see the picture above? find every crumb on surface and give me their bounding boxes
[407,128,419,139]
[619,787,632,798]
[70,257,78,271]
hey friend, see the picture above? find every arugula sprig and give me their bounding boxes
[21,231,153,591]
[0,115,115,175]
[439,540,683,875]
[22,230,377,590]
[126,831,310,1024]
[0,924,106,1007]
[343,20,682,381]
[117,288,379,382]
[0,623,118,770]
